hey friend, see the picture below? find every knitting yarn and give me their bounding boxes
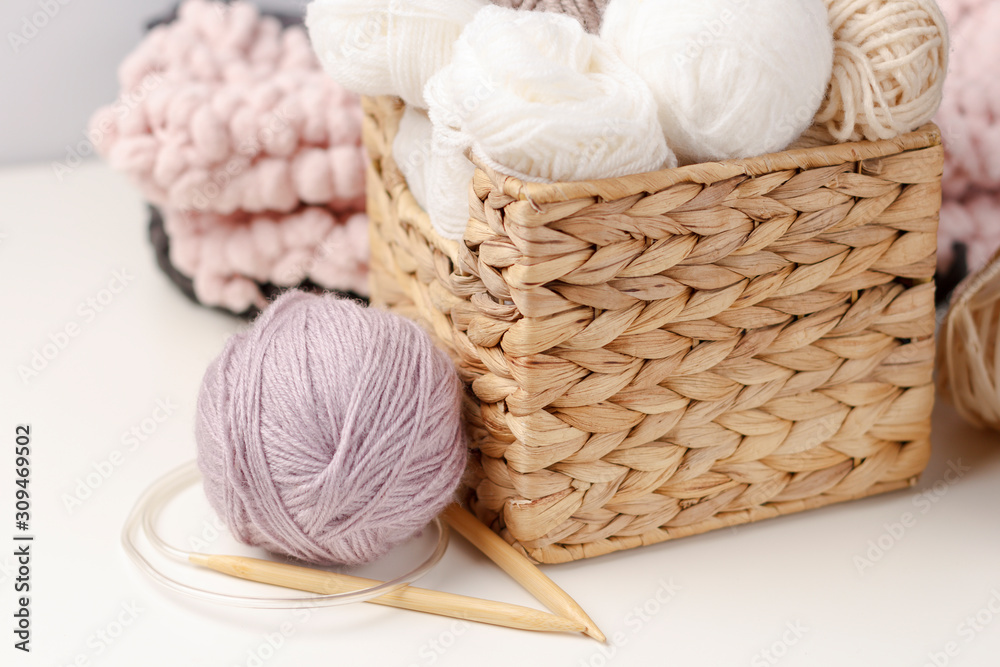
[810,0,948,144]
[601,0,833,165]
[90,0,366,215]
[91,0,372,317]
[936,0,1000,199]
[392,107,477,241]
[426,132,479,241]
[392,107,434,214]
[426,6,672,191]
[149,206,367,318]
[489,0,608,33]
[938,247,1000,432]
[161,204,370,313]
[306,0,487,109]
[196,291,468,566]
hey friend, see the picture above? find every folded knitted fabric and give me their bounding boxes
[159,203,369,314]
[90,0,366,215]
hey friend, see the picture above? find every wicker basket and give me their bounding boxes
[363,95,942,564]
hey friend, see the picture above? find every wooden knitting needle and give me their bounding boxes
[188,553,586,635]
[440,504,606,643]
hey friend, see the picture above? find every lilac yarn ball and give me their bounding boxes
[195,290,467,566]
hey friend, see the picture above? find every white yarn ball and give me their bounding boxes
[306,0,487,108]
[425,5,674,185]
[392,107,476,241]
[601,0,834,164]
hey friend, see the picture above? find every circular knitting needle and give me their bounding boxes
[188,553,586,634]
[126,463,592,635]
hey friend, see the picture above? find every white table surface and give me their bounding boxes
[2,161,999,667]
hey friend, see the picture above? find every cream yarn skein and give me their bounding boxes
[938,248,1000,432]
[306,0,487,108]
[602,0,834,164]
[425,6,673,187]
[813,0,949,143]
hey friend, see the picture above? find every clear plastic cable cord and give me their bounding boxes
[122,461,449,608]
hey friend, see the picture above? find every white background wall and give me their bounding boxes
[0,0,305,166]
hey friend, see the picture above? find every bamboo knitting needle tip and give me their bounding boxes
[440,504,606,643]
[188,553,586,635]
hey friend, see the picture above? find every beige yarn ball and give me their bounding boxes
[938,248,1000,432]
[811,0,949,143]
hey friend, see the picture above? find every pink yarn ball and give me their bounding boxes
[195,291,468,565]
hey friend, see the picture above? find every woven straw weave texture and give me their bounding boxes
[363,95,942,564]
